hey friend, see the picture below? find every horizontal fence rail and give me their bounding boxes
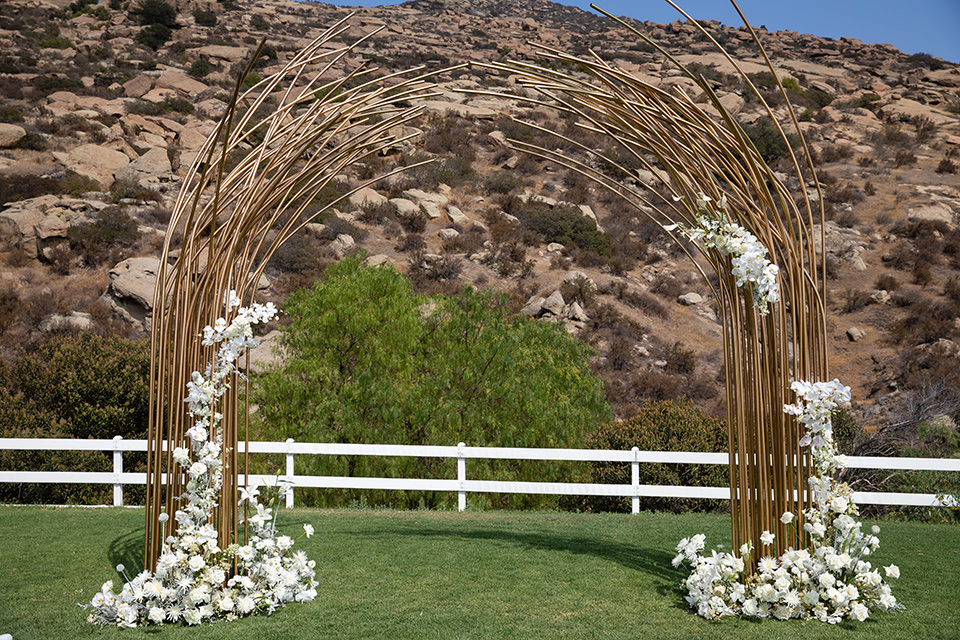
[1,437,959,511]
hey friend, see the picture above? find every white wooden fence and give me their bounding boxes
[1,437,958,512]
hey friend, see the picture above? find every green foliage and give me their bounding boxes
[739,117,800,164]
[67,206,141,266]
[192,8,217,26]
[35,35,75,50]
[188,58,213,78]
[0,335,150,504]
[572,398,728,513]
[136,22,172,50]
[907,52,946,71]
[511,203,611,256]
[32,75,83,95]
[2,334,150,440]
[132,0,177,27]
[67,0,98,14]
[253,254,611,509]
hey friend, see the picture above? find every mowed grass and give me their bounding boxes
[1,506,958,640]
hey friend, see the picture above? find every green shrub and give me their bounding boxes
[2,334,151,441]
[67,0,98,14]
[571,398,728,514]
[740,117,800,164]
[162,96,193,114]
[35,36,75,50]
[0,335,150,504]
[136,23,171,50]
[192,8,217,26]
[0,173,71,204]
[483,171,525,194]
[132,0,177,27]
[32,75,83,96]
[67,207,141,266]
[253,254,611,509]
[267,234,322,274]
[511,203,611,256]
[188,58,212,78]
[108,176,160,204]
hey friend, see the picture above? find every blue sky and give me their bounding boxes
[315,0,960,62]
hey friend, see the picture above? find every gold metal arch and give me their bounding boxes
[143,19,443,568]
[479,1,830,554]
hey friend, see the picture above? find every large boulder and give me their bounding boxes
[0,195,105,260]
[155,70,209,97]
[53,144,130,189]
[0,124,26,148]
[122,75,153,98]
[104,257,160,331]
[113,147,174,188]
[348,187,387,208]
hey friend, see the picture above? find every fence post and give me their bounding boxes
[631,447,640,515]
[285,438,295,509]
[113,436,124,507]
[457,442,466,512]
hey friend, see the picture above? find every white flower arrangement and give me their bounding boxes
[673,378,902,623]
[86,296,318,628]
[668,193,780,315]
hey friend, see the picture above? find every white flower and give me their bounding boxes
[829,496,849,513]
[760,530,775,546]
[850,602,869,622]
[780,512,795,525]
[304,524,315,538]
[237,595,257,614]
[148,606,165,624]
[884,565,900,579]
[757,556,778,574]
[187,555,205,572]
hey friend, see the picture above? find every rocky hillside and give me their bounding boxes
[1,0,959,450]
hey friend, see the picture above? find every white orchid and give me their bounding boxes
[675,193,780,315]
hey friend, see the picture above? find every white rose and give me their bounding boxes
[187,555,206,572]
[884,564,900,579]
[851,602,869,622]
[780,512,795,525]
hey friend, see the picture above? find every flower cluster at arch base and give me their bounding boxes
[673,379,902,623]
[85,298,319,627]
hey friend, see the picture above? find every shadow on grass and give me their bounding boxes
[108,524,145,573]
[369,523,682,582]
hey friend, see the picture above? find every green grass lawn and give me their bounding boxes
[1,506,957,640]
